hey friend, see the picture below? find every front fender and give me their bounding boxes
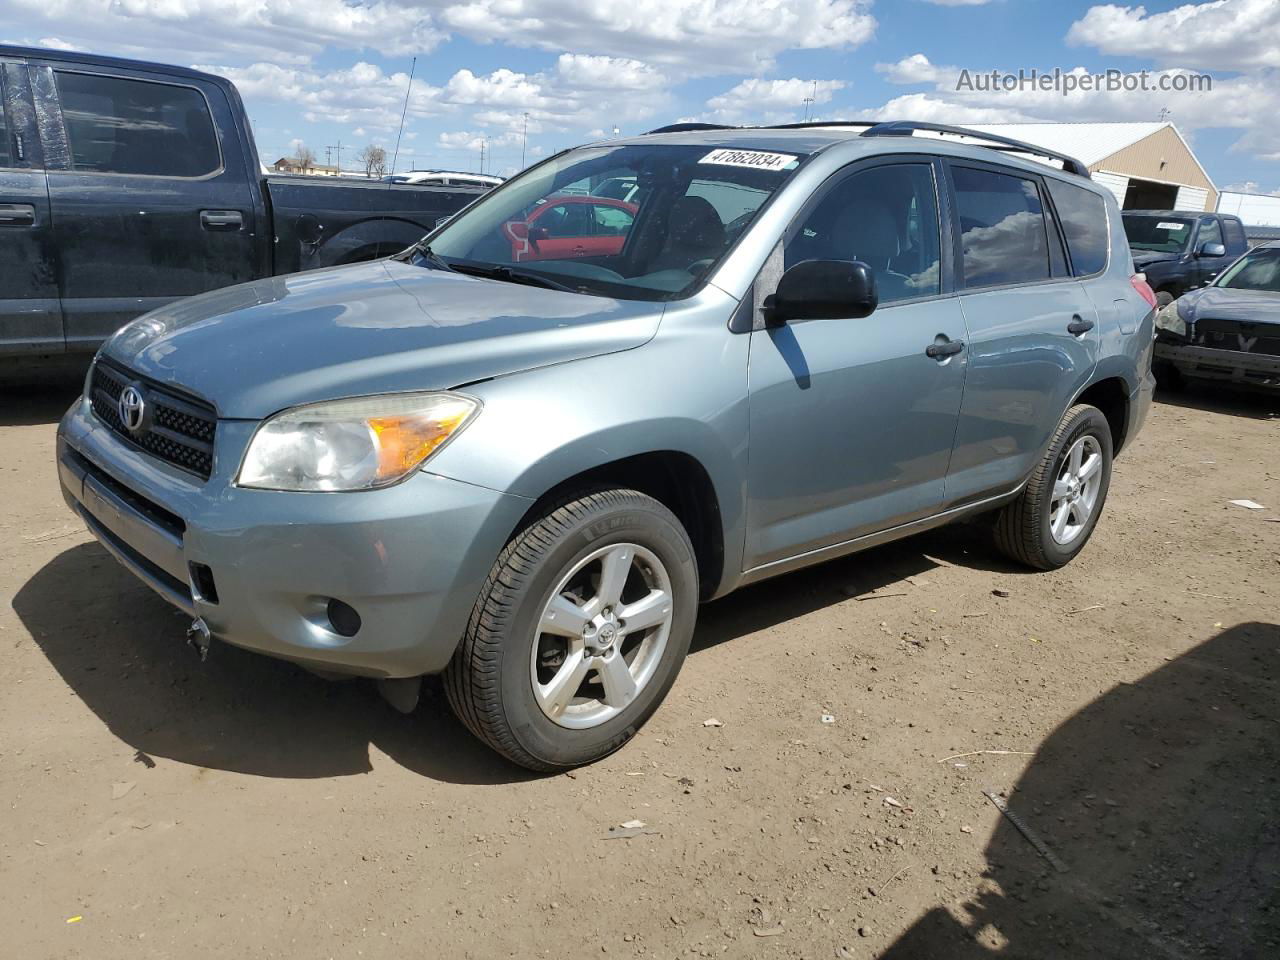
[423,290,751,595]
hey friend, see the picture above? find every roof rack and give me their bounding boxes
[859,121,1091,177]
[645,122,737,135]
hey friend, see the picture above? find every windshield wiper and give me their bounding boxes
[407,241,456,272]
[450,262,579,293]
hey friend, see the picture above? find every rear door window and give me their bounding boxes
[1223,218,1246,249]
[1045,178,1109,276]
[952,166,1051,288]
[55,71,220,177]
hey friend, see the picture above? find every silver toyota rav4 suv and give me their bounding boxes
[58,121,1157,770]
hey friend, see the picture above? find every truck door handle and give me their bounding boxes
[1067,316,1095,336]
[925,339,964,359]
[0,203,36,226]
[200,209,243,231]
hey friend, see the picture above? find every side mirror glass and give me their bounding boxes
[764,259,879,325]
[1198,241,1226,258]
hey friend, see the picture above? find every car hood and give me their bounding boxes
[1131,249,1180,268]
[1180,285,1280,324]
[103,260,663,419]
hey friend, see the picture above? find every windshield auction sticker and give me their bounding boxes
[1157,222,1187,231]
[699,149,798,172]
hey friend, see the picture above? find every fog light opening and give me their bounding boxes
[189,562,219,604]
[326,598,362,638]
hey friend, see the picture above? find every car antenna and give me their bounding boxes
[388,56,416,187]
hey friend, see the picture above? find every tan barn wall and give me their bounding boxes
[1088,126,1216,210]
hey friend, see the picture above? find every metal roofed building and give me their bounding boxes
[961,122,1218,212]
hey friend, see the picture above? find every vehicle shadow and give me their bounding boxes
[0,378,83,427]
[1155,379,1279,421]
[14,524,1008,784]
[879,621,1280,960]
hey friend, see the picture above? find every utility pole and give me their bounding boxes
[1157,107,1172,122]
[521,112,529,169]
[478,138,486,174]
[326,141,342,174]
[802,80,817,122]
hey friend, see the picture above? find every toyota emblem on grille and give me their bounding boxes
[118,385,147,434]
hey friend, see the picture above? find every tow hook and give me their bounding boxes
[186,617,211,662]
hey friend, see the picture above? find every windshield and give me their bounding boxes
[418,142,808,301]
[1123,215,1195,254]
[1214,246,1280,292]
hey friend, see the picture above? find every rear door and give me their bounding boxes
[0,58,61,356]
[943,160,1099,505]
[31,61,258,352]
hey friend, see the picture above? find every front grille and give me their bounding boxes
[1193,318,1280,357]
[90,361,217,480]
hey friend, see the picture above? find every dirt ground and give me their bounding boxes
[2,377,1277,960]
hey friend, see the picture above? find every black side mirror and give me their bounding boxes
[1198,241,1226,258]
[764,259,878,325]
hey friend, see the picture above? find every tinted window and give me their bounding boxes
[953,167,1050,287]
[55,72,220,177]
[1123,215,1193,253]
[1223,218,1246,249]
[1045,179,1108,276]
[786,163,941,304]
[1197,217,1223,249]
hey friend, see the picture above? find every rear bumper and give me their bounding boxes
[57,397,531,677]
[1155,342,1280,388]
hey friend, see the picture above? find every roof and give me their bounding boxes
[961,122,1168,168]
[0,43,227,88]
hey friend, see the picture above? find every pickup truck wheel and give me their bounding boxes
[993,404,1113,571]
[1155,290,1175,308]
[444,488,698,772]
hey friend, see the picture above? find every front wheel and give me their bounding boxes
[444,488,698,771]
[994,404,1113,570]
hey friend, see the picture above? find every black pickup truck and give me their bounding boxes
[0,46,487,365]
[1122,210,1249,307]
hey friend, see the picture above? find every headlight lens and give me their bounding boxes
[237,392,479,491]
[1153,300,1186,338]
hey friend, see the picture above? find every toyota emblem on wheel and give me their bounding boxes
[118,385,146,434]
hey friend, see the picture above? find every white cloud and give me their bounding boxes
[876,54,951,85]
[440,0,875,73]
[924,0,994,5]
[1067,0,1280,71]
[1221,181,1280,196]
[861,93,1037,124]
[554,54,665,92]
[9,0,442,65]
[707,77,846,122]
[37,36,81,50]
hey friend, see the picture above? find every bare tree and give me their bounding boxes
[359,144,388,179]
[293,143,317,172]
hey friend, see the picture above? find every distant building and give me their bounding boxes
[1216,190,1280,232]
[270,157,341,176]
[963,122,1218,212]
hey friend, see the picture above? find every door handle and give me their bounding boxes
[925,339,964,359]
[0,203,36,226]
[1067,315,1095,336]
[200,209,244,231]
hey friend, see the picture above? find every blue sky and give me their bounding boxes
[6,0,1278,192]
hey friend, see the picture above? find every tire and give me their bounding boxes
[444,488,699,771]
[1155,290,1175,308]
[994,404,1113,571]
[1153,359,1185,393]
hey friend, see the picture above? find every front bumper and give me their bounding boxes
[1155,342,1280,389]
[57,396,531,677]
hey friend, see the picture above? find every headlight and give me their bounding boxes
[237,392,479,491]
[1153,301,1186,338]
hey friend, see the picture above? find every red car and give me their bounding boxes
[503,195,638,262]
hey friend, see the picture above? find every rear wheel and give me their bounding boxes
[994,404,1113,570]
[444,488,698,771]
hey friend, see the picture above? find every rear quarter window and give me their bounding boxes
[1045,178,1109,276]
[1223,218,1246,249]
[55,71,221,177]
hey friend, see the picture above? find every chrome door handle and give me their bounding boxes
[0,203,36,226]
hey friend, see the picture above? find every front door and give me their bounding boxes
[0,59,61,357]
[32,61,258,352]
[744,159,967,571]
